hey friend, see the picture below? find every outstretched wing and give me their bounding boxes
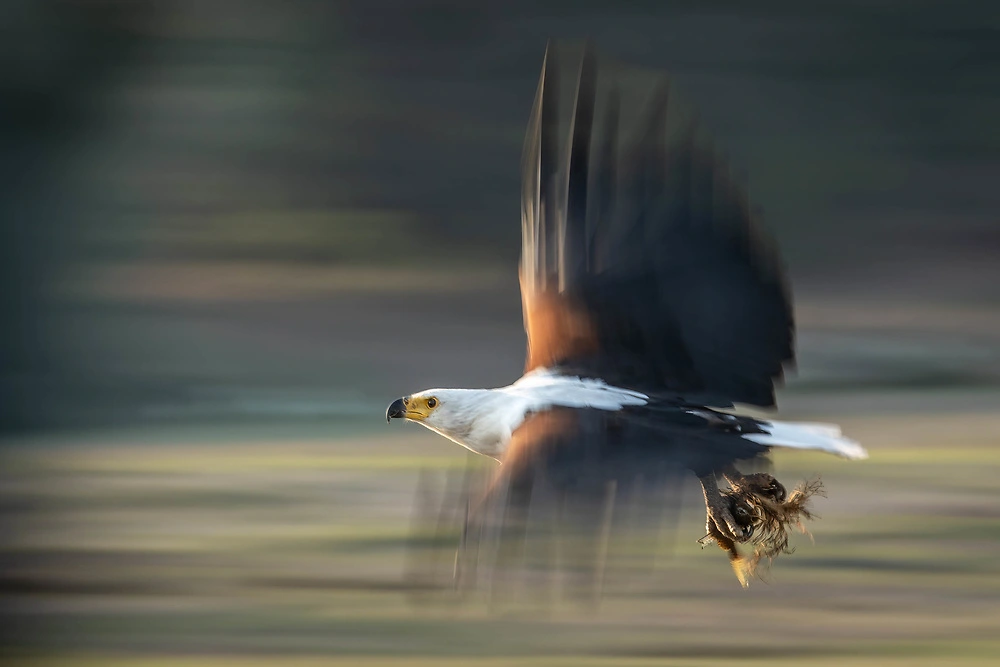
[520,42,794,408]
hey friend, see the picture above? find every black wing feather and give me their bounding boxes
[520,42,794,408]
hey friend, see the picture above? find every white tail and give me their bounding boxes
[742,420,868,460]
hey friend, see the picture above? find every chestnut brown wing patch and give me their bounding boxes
[521,272,598,374]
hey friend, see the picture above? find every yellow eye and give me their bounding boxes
[426,397,437,409]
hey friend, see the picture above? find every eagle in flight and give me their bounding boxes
[387,43,867,589]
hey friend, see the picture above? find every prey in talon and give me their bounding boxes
[699,467,825,587]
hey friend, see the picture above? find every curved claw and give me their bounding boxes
[734,472,787,504]
[767,479,787,503]
[700,473,753,544]
[705,498,752,544]
[736,522,754,540]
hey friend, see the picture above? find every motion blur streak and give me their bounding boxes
[1,1,999,666]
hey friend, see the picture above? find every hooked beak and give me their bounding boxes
[386,397,406,423]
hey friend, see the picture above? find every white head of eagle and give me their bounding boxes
[386,388,510,457]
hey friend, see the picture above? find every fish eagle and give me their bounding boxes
[387,43,867,588]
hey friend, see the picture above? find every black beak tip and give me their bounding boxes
[386,397,406,423]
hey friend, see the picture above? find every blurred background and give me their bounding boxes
[1,1,999,665]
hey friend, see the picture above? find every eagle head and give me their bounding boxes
[386,389,509,458]
[385,393,440,423]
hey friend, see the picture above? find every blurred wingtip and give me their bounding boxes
[840,439,869,460]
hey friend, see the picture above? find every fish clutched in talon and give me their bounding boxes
[699,474,826,587]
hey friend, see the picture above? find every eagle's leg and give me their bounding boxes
[698,473,752,543]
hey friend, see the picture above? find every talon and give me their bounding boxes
[700,473,750,543]
[708,498,747,543]
[731,471,787,505]
[725,494,755,541]
[768,480,787,503]
[754,474,784,501]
